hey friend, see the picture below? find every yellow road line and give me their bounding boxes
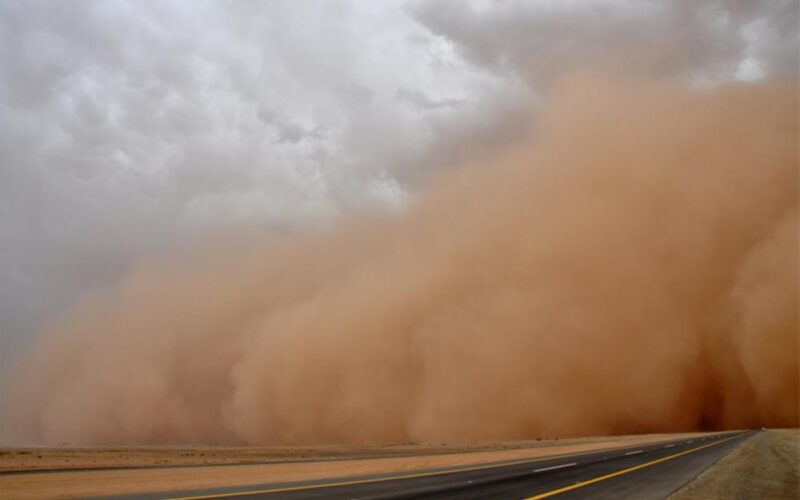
[166,451,584,500]
[167,434,738,500]
[524,433,745,499]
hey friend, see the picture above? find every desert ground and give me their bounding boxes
[669,429,799,499]
[0,432,704,472]
[0,431,710,499]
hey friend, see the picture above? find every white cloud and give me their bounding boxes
[0,0,795,360]
[0,0,514,356]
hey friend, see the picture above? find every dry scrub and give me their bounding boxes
[670,429,799,499]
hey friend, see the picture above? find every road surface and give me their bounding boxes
[108,431,752,500]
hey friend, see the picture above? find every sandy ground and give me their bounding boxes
[0,432,709,499]
[0,442,560,472]
[0,433,696,472]
[670,429,799,499]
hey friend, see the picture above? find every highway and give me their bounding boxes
[110,431,753,500]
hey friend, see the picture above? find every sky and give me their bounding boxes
[0,0,797,365]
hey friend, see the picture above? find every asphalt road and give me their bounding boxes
[110,431,753,500]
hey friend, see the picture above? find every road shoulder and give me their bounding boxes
[669,429,799,500]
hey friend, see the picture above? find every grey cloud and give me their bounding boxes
[0,0,521,362]
[397,87,463,110]
[412,0,798,87]
[0,0,795,368]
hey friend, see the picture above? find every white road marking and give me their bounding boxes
[624,450,643,456]
[664,444,675,448]
[534,462,578,472]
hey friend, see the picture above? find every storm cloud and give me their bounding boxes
[0,1,797,444]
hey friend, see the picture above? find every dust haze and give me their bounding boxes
[4,74,798,445]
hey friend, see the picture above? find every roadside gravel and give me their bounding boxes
[670,429,799,500]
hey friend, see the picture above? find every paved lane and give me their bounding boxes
[112,431,751,500]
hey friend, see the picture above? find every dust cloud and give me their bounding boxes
[4,75,798,445]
